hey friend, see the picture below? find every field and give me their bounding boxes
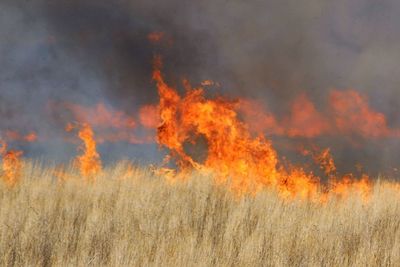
[0,162,399,266]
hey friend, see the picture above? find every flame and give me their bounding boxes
[238,99,284,135]
[315,148,337,177]
[152,55,379,201]
[0,48,395,202]
[55,101,152,144]
[63,102,136,129]
[147,31,165,43]
[139,104,160,129]
[67,123,102,180]
[0,141,23,187]
[200,80,220,87]
[328,174,372,202]
[300,147,372,202]
[49,85,400,146]
[285,93,330,138]
[147,31,173,46]
[239,90,400,140]
[4,130,38,142]
[153,55,321,197]
[301,147,337,177]
[329,90,399,138]
[24,132,38,142]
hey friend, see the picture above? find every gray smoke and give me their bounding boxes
[1,0,400,175]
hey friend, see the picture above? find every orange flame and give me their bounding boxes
[329,90,399,138]
[301,147,337,177]
[152,55,377,201]
[238,99,284,135]
[328,174,372,202]
[147,31,165,43]
[0,141,23,187]
[55,101,152,144]
[63,102,136,130]
[67,123,102,180]
[153,55,320,197]
[239,90,400,140]
[4,130,38,142]
[139,104,160,129]
[285,93,330,138]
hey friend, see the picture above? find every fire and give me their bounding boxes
[153,55,320,197]
[67,123,102,180]
[50,101,156,144]
[239,90,400,140]
[200,80,220,87]
[147,31,165,43]
[63,102,136,130]
[152,55,379,201]
[301,147,372,202]
[238,99,284,136]
[0,42,396,203]
[0,141,23,187]
[285,93,330,138]
[4,130,38,143]
[301,147,337,177]
[24,132,38,142]
[139,104,160,129]
[329,90,399,138]
[328,174,372,202]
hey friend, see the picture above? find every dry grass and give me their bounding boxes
[0,162,399,266]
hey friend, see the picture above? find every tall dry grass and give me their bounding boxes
[0,162,399,266]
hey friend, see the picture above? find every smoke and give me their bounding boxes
[1,0,400,174]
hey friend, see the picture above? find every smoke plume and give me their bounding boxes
[1,0,400,175]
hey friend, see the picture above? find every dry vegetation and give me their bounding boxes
[0,162,399,266]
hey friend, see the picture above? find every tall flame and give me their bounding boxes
[0,141,23,187]
[153,56,319,197]
[67,123,102,180]
[153,55,374,200]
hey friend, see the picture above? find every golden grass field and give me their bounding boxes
[0,162,399,266]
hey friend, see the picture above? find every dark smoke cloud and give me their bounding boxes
[43,0,221,107]
[1,0,400,174]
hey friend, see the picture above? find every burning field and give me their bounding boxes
[0,164,399,266]
[2,0,400,266]
[0,56,400,266]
